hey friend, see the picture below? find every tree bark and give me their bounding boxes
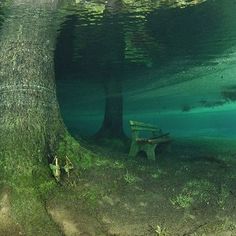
[95,0,126,140]
[0,1,70,235]
[0,0,65,180]
[96,75,125,139]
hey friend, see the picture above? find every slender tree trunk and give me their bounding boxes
[0,1,70,235]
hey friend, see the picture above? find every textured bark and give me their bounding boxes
[95,0,125,140]
[0,1,69,235]
[0,1,66,180]
[96,75,125,139]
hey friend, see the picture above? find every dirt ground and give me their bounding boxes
[1,137,236,236]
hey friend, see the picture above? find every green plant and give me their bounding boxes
[151,170,163,179]
[170,193,194,209]
[124,170,137,184]
[170,180,216,209]
[152,224,168,236]
[94,158,110,167]
[113,160,125,169]
[217,184,229,209]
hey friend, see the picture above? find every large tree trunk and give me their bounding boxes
[0,1,70,235]
[0,0,65,180]
[96,75,125,139]
[95,0,126,140]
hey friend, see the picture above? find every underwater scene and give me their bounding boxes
[0,0,236,235]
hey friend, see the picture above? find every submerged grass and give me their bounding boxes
[1,137,236,235]
[170,179,217,209]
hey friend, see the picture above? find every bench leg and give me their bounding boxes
[128,142,139,158]
[144,144,157,161]
[146,147,155,161]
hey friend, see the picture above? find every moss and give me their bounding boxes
[11,189,62,236]
[0,162,62,236]
[56,134,80,160]
[56,134,94,172]
[0,147,62,235]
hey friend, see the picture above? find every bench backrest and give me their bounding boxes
[129,120,162,139]
[129,120,159,131]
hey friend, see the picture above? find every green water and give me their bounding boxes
[54,0,236,139]
[1,1,236,235]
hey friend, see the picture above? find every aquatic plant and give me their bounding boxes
[94,158,110,167]
[170,180,216,209]
[49,157,61,181]
[217,184,229,209]
[151,170,163,179]
[155,225,168,236]
[113,160,125,169]
[123,170,137,184]
[149,224,169,236]
[170,193,194,209]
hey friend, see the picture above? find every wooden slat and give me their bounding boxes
[136,136,171,144]
[131,126,159,132]
[129,120,159,131]
[149,133,169,139]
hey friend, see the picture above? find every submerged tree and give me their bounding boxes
[55,0,209,142]
[94,0,126,140]
[0,0,80,235]
[96,68,125,139]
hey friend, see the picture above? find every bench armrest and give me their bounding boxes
[150,132,170,140]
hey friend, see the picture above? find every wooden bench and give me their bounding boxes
[128,120,171,161]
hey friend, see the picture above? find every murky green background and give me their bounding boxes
[2,0,236,138]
